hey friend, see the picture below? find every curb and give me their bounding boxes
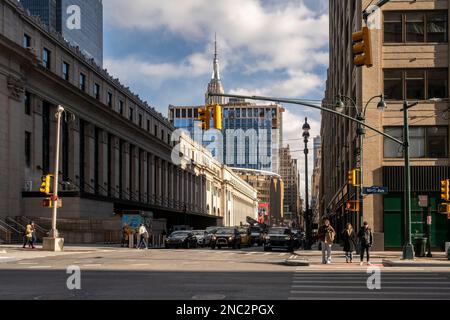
[382,259,450,268]
[283,258,310,266]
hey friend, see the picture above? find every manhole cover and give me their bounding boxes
[192,294,226,300]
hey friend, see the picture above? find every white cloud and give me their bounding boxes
[104,0,329,99]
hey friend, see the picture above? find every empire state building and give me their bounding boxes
[205,37,226,105]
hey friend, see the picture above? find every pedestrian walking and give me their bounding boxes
[137,224,148,249]
[31,222,37,247]
[317,218,336,264]
[23,221,35,249]
[121,224,130,247]
[358,221,373,266]
[341,223,357,263]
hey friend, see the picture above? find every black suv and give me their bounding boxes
[263,227,295,252]
[210,227,241,249]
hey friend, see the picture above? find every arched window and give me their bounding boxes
[207,204,210,214]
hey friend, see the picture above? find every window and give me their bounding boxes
[384,126,448,158]
[182,109,187,118]
[155,125,158,136]
[176,109,180,118]
[119,100,124,115]
[168,133,171,144]
[406,69,425,100]
[62,62,70,81]
[129,107,134,121]
[428,11,448,42]
[24,91,31,115]
[428,69,448,99]
[23,34,31,48]
[42,48,51,69]
[147,119,150,132]
[139,114,143,127]
[406,12,425,42]
[25,131,31,168]
[384,68,448,100]
[161,129,164,140]
[79,73,86,91]
[427,126,448,157]
[94,83,100,100]
[384,11,448,43]
[194,109,199,118]
[107,92,113,107]
[188,109,193,118]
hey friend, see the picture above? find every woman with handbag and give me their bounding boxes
[341,223,357,263]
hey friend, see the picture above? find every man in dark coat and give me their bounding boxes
[358,221,373,265]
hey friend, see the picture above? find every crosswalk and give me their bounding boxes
[289,269,450,300]
[162,249,290,257]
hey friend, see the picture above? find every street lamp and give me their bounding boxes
[43,105,67,252]
[335,94,386,230]
[302,118,311,249]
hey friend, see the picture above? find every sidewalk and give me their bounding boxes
[289,247,450,268]
[0,244,121,263]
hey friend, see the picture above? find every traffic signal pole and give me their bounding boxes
[43,105,65,251]
[209,92,417,260]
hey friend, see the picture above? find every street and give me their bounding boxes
[1,246,449,300]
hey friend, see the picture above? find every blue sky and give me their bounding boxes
[103,0,329,190]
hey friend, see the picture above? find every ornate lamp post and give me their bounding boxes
[302,118,311,250]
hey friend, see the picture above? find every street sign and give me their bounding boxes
[418,195,428,208]
[363,186,389,195]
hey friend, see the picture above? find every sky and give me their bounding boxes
[103,0,329,199]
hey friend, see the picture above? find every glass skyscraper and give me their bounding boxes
[20,0,103,66]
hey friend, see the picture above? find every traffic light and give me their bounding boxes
[345,201,360,213]
[40,175,52,195]
[213,104,222,130]
[352,26,373,67]
[348,169,358,187]
[198,106,211,131]
[440,179,450,201]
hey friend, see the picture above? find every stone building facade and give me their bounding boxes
[321,0,450,250]
[0,0,256,242]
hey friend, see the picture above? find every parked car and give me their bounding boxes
[238,227,252,247]
[192,230,210,247]
[249,226,263,246]
[263,227,295,252]
[165,231,198,249]
[210,227,241,249]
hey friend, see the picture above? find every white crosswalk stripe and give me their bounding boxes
[289,271,450,300]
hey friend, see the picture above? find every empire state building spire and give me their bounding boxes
[206,34,226,105]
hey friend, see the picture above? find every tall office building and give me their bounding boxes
[321,0,450,250]
[168,39,284,172]
[279,146,301,225]
[168,38,285,224]
[20,0,103,66]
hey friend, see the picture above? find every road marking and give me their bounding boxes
[82,264,102,267]
[291,285,450,290]
[292,276,446,280]
[131,264,150,266]
[18,262,38,265]
[28,266,52,269]
[263,253,271,255]
[290,290,450,296]
[292,280,450,285]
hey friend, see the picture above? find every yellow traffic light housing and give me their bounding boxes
[348,169,359,187]
[198,107,211,131]
[40,174,52,195]
[352,26,372,67]
[441,179,450,201]
[213,104,222,130]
